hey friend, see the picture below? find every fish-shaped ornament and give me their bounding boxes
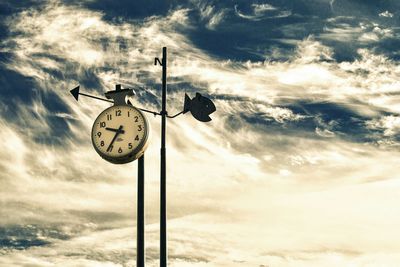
[183,92,216,122]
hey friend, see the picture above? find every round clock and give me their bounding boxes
[91,105,150,164]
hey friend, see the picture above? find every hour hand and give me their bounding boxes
[106,127,125,134]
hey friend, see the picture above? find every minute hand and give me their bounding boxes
[107,125,123,152]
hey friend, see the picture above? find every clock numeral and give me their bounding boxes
[100,141,105,147]
[97,132,101,138]
[100,122,106,128]
[107,145,113,152]
[134,116,139,122]
[128,143,133,149]
[128,111,130,117]
[135,135,139,141]
[118,147,123,153]
[116,110,121,116]
[138,125,142,131]
[107,114,112,121]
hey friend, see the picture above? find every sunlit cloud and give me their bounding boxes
[1,0,400,266]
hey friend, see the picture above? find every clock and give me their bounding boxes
[91,104,150,164]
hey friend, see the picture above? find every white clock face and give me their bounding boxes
[91,105,149,163]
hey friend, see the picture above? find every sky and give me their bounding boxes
[1,0,400,266]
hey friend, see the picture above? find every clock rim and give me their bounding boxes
[91,104,150,164]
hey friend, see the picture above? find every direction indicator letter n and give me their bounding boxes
[154,57,163,66]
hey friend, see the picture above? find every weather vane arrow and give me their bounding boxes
[70,85,216,121]
[70,85,160,116]
[70,85,113,103]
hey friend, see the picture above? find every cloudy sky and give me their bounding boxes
[1,0,400,266]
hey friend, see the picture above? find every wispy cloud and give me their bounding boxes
[234,3,291,21]
[1,0,400,266]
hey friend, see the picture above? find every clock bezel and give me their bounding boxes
[91,104,150,164]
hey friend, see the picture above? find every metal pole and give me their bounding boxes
[160,47,167,267]
[137,154,145,267]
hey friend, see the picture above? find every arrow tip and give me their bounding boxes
[70,86,80,101]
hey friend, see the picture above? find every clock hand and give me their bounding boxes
[106,127,125,134]
[107,125,123,152]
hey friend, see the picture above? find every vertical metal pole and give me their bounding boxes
[137,155,145,267]
[160,47,167,267]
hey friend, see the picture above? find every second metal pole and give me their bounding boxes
[137,154,145,267]
[160,47,167,267]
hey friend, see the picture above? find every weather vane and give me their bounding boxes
[70,47,216,267]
